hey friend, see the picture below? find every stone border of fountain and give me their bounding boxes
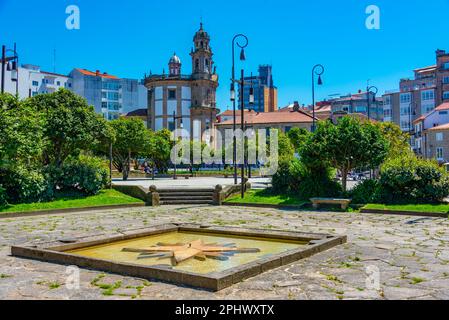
[10,223,347,291]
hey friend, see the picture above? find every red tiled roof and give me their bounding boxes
[216,110,315,126]
[219,109,248,117]
[75,68,119,79]
[412,115,426,124]
[428,123,449,131]
[435,102,449,111]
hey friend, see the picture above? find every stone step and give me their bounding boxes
[160,200,214,205]
[156,188,215,193]
[159,195,213,201]
[158,192,214,197]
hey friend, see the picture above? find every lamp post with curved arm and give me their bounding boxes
[230,34,248,185]
[366,84,378,121]
[1,43,19,95]
[311,64,324,132]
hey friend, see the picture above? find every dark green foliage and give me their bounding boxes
[0,185,7,206]
[0,166,49,204]
[271,160,296,194]
[376,156,449,203]
[45,156,109,196]
[271,158,341,199]
[347,179,380,204]
[286,127,309,152]
[26,89,110,167]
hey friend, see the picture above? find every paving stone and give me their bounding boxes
[0,205,448,300]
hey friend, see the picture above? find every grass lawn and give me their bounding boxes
[225,189,307,207]
[0,189,143,214]
[363,203,449,214]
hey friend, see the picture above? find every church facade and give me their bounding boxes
[144,23,220,145]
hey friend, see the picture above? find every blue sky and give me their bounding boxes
[1,0,448,110]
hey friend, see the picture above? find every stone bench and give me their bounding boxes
[310,198,352,210]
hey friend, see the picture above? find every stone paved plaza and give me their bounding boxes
[0,205,448,300]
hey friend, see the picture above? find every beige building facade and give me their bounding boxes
[144,23,219,145]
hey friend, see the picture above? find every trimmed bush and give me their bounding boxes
[0,167,49,204]
[271,158,341,199]
[376,155,449,203]
[271,159,297,194]
[296,165,341,200]
[347,179,379,204]
[45,155,109,196]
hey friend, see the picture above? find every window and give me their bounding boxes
[436,132,444,141]
[284,126,292,133]
[400,106,411,116]
[400,93,411,103]
[168,89,176,100]
[422,104,435,114]
[444,91,449,100]
[421,90,434,101]
[32,81,39,86]
[383,96,391,105]
[437,147,444,160]
[57,81,61,86]
[439,111,448,115]
[444,62,449,70]
[443,77,449,84]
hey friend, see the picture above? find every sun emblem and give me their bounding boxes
[122,239,261,266]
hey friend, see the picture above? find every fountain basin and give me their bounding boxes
[11,224,346,291]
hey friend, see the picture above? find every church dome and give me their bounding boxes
[169,53,181,65]
[193,23,210,41]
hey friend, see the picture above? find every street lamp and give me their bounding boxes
[231,34,248,185]
[172,111,184,180]
[1,43,19,95]
[409,101,417,147]
[311,64,324,132]
[366,83,378,121]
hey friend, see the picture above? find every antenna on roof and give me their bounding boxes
[53,48,56,73]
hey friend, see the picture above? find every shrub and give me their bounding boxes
[271,159,297,194]
[271,158,341,199]
[0,167,49,204]
[296,165,341,200]
[377,155,449,203]
[0,185,7,206]
[347,179,379,204]
[45,155,109,196]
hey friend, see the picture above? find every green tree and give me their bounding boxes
[109,117,150,180]
[376,121,412,160]
[287,127,310,152]
[143,129,173,174]
[0,93,44,168]
[312,117,389,192]
[25,89,109,167]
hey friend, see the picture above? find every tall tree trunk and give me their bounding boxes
[341,167,348,193]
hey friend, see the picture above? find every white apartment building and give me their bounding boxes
[0,64,71,99]
[1,65,147,121]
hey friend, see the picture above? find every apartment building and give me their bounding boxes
[0,64,71,99]
[383,49,449,132]
[413,102,449,162]
[70,68,147,120]
[238,65,278,113]
[1,64,147,121]
[322,91,383,121]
